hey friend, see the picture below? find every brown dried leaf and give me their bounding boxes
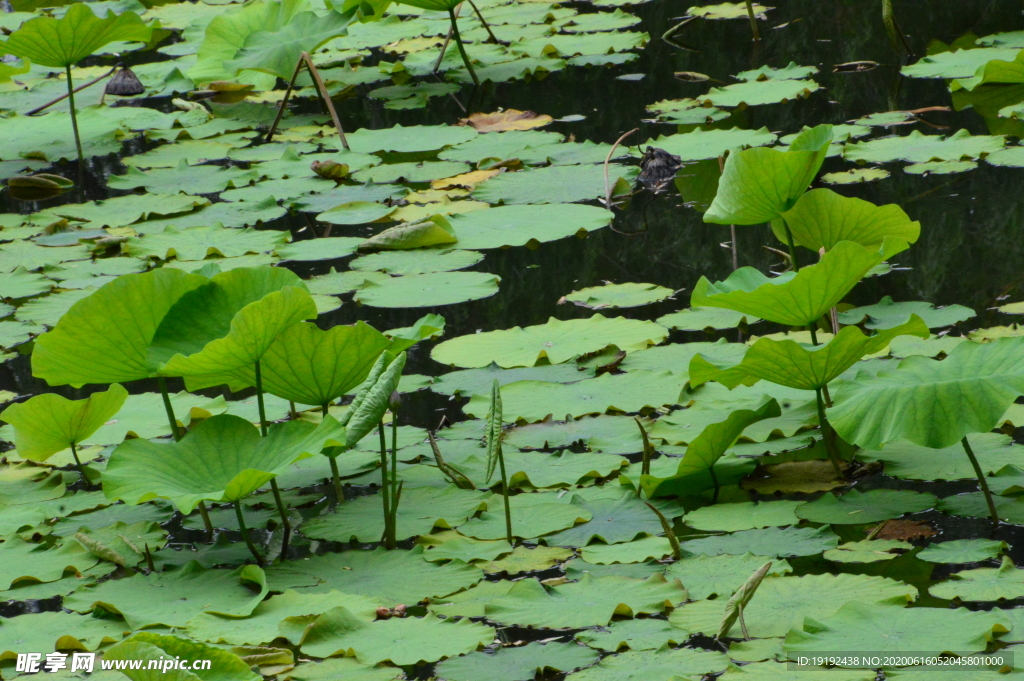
[868,519,937,541]
[458,109,554,133]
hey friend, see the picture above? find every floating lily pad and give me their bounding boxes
[698,79,820,108]
[353,271,501,308]
[565,646,728,681]
[435,641,600,681]
[664,553,792,600]
[838,296,974,329]
[350,249,483,274]
[795,489,937,525]
[918,539,1005,564]
[821,167,890,184]
[448,203,613,249]
[844,129,1005,163]
[575,618,684,652]
[859,433,1023,481]
[656,306,761,331]
[681,526,839,557]
[347,124,477,154]
[563,282,675,309]
[649,127,777,161]
[822,539,912,563]
[687,2,772,19]
[275,237,364,262]
[684,500,803,532]
[472,164,637,205]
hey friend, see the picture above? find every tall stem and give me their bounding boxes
[809,326,819,346]
[65,65,84,163]
[254,360,289,543]
[69,442,90,488]
[448,8,480,86]
[378,422,392,547]
[466,0,500,43]
[814,387,844,477]
[235,501,263,566]
[302,52,350,150]
[745,0,761,41]
[963,436,1000,525]
[160,377,213,538]
[390,413,399,545]
[255,360,268,437]
[782,221,800,271]
[266,56,304,143]
[496,443,513,546]
[324,403,344,503]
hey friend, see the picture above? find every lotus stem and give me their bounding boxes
[434,21,454,73]
[604,128,639,208]
[157,377,183,441]
[254,360,268,437]
[782,221,800,271]
[301,52,350,150]
[196,502,214,539]
[646,502,682,559]
[962,436,1000,525]
[266,56,304,143]
[378,421,392,548]
[448,8,479,86]
[269,478,291,539]
[234,501,263,566]
[64,65,84,163]
[738,605,750,640]
[716,157,740,271]
[144,543,155,572]
[709,463,720,503]
[465,0,500,44]
[290,401,298,419]
[390,411,399,547]
[323,403,345,503]
[745,0,761,41]
[882,0,913,57]
[635,417,654,477]
[496,440,513,546]
[69,442,90,489]
[27,66,115,116]
[809,326,819,346]
[814,387,844,478]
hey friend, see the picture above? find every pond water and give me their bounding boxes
[5,0,1024,678]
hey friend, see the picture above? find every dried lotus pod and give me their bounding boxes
[375,607,393,620]
[311,160,350,180]
[104,65,145,97]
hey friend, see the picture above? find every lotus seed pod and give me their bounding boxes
[311,160,350,180]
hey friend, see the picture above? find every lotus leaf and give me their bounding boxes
[656,306,761,331]
[439,129,564,163]
[684,500,802,532]
[73,519,168,567]
[433,314,666,368]
[227,10,356,80]
[672,572,914,637]
[0,384,126,461]
[285,658,402,681]
[547,493,671,546]
[940,491,1024,524]
[459,495,591,540]
[0,4,152,67]
[300,609,494,664]
[65,560,267,628]
[578,536,674,564]
[108,160,258,194]
[775,189,921,252]
[126,225,289,262]
[0,611,128,658]
[103,413,344,512]
[682,525,839,557]
[566,646,727,681]
[420,532,512,564]
[353,271,500,308]
[15,287,96,327]
[844,129,1005,164]
[472,164,637,205]
[918,539,1005,564]
[839,296,974,330]
[0,268,52,299]
[821,167,890,184]
[0,239,92,273]
[563,282,675,309]
[650,127,777,162]
[448,451,627,489]
[436,641,600,681]
[698,78,819,108]
[930,555,1024,601]
[690,317,928,391]
[796,488,937,525]
[901,46,1021,79]
[830,336,1024,449]
[484,545,573,574]
[447,203,613,249]
[347,124,477,154]
[486,573,684,628]
[640,399,780,498]
[0,536,101,590]
[266,546,481,605]
[690,238,909,327]
[575,618,684,652]
[665,553,792,600]
[104,632,261,681]
[783,601,1007,658]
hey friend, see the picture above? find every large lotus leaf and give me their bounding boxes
[563,282,676,309]
[575,618,685,652]
[486,573,685,628]
[437,641,598,681]
[103,632,261,681]
[188,0,310,84]
[690,238,909,327]
[51,193,209,229]
[186,321,389,404]
[125,225,289,262]
[671,573,914,638]
[103,414,344,512]
[795,489,937,524]
[955,50,1024,90]
[64,560,268,628]
[902,46,1021,79]
[844,129,1005,164]
[918,539,1005,564]
[109,161,258,196]
[681,525,839,557]
[472,164,637,205]
[831,336,1024,449]
[464,371,684,422]
[546,493,670,546]
[0,536,100,589]
[775,188,921,252]
[354,272,501,308]
[302,486,490,542]
[665,553,792,600]
[0,384,126,461]
[566,647,727,681]
[300,609,493,665]
[648,127,777,162]
[697,78,820,108]
[783,601,1007,658]
[85,390,227,445]
[459,495,592,541]
[32,268,209,386]
[447,451,627,489]
[447,203,613,250]
[0,239,92,273]
[640,399,780,498]
[186,589,381,646]
[0,611,129,658]
[689,318,929,391]
[151,266,316,376]
[0,268,52,299]
[931,555,1023,602]
[351,248,483,275]
[265,546,482,606]
[227,10,355,80]
[0,3,152,67]
[840,296,975,331]
[704,125,832,225]
[282,658,402,681]
[432,315,667,368]
[684,500,803,532]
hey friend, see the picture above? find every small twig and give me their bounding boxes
[604,128,639,209]
[266,56,305,143]
[466,0,501,44]
[434,23,455,73]
[302,52,349,150]
[27,66,116,115]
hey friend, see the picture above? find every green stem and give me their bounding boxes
[745,0,761,41]
[289,401,298,419]
[782,221,800,272]
[157,377,182,441]
[448,8,480,86]
[378,422,392,547]
[708,463,720,503]
[814,387,844,478]
[269,478,291,536]
[196,503,214,539]
[390,413,399,547]
[235,501,263,566]
[809,325,819,346]
[962,436,1000,525]
[65,64,84,163]
[496,443,513,546]
[324,403,344,503]
[69,442,90,488]
[254,360,268,437]
[466,0,500,43]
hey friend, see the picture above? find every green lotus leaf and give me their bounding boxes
[838,296,975,330]
[918,539,1006,564]
[0,267,52,299]
[563,282,676,309]
[73,519,168,568]
[104,632,261,681]
[433,314,667,368]
[447,451,627,489]
[0,384,127,461]
[276,237,364,262]
[344,351,406,448]
[0,59,30,83]
[843,129,1005,164]
[783,601,1008,659]
[0,535,100,590]
[0,3,152,68]
[151,266,316,377]
[108,160,259,195]
[862,434,1024,481]
[472,163,637,205]
[656,307,761,331]
[354,271,500,308]
[421,532,512,564]
[830,336,1024,450]
[795,488,937,524]
[640,398,780,498]
[486,573,685,628]
[689,317,929,391]
[436,641,599,681]
[697,78,820,108]
[351,248,483,275]
[354,161,471,184]
[774,188,921,252]
[929,555,1024,601]
[648,126,777,162]
[348,124,477,154]
[567,646,728,681]
[125,224,290,262]
[680,526,839,558]
[683,500,803,532]
[32,268,209,386]
[902,46,1020,79]
[85,390,227,445]
[433,363,586,399]
[822,539,912,563]
[226,9,356,80]
[665,553,792,600]
[704,124,832,225]
[385,313,446,354]
[447,203,612,250]
[0,611,128,658]
[281,658,402,681]
[103,413,345,512]
[65,560,268,629]
[359,215,457,251]
[690,238,909,327]
[547,493,670,546]
[459,495,592,541]
[577,536,673,564]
